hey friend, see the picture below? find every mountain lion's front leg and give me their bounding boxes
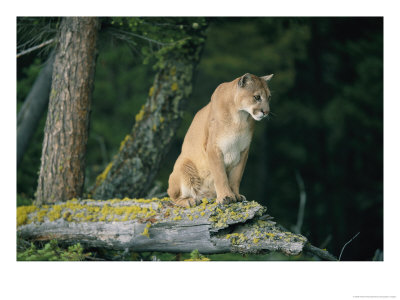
[228,148,249,202]
[207,145,237,205]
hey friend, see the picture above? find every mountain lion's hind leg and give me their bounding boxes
[167,159,202,208]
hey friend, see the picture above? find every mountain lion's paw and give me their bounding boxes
[234,194,246,202]
[217,193,236,205]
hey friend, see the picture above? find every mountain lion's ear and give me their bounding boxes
[261,74,274,82]
[238,73,252,88]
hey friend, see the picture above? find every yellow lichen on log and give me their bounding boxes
[17,197,171,227]
[148,86,155,97]
[95,162,113,186]
[135,105,146,123]
[17,197,262,230]
[17,205,37,227]
[171,82,178,91]
[119,135,132,151]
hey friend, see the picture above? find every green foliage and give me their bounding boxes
[184,249,210,261]
[17,17,59,58]
[83,250,315,261]
[17,240,91,261]
[17,194,33,207]
[17,59,42,103]
[103,17,207,69]
[208,252,316,261]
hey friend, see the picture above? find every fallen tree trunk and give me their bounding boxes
[17,198,317,257]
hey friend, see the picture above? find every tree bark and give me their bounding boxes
[17,199,308,256]
[17,51,55,168]
[35,17,99,205]
[90,24,207,199]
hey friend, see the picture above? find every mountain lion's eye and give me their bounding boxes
[254,95,261,102]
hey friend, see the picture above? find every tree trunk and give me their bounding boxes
[17,51,55,168]
[90,24,207,199]
[17,199,309,256]
[35,17,99,205]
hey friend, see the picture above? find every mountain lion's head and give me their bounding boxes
[236,73,273,121]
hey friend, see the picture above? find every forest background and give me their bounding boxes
[16,17,383,261]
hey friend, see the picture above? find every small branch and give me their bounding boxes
[145,184,162,198]
[145,181,167,199]
[141,20,191,29]
[17,38,55,58]
[293,170,306,234]
[304,243,338,261]
[92,134,109,165]
[372,249,383,261]
[338,232,360,261]
[109,28,167,46]
[85,256,106,261]
[152,192,168,199]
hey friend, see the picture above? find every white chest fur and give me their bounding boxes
[218,131,252,168]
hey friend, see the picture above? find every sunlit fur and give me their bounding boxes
[168,73,273,207]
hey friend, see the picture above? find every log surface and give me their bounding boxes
[17,198,307,255]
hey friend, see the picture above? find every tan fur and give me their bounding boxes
[168,73,273,207]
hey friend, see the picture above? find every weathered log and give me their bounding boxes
[17,198,308,256]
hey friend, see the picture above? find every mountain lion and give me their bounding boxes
[168,73,273,207]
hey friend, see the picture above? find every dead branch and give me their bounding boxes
[303,243,338,261]
[293,170,306,234]
[339,232,360,261]
[17,38,55,58]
